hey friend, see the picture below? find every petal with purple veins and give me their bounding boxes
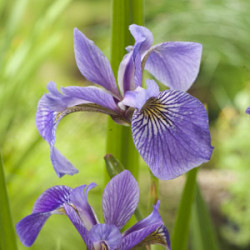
[16,213,51,247]
[131,90,214,180]
[69,183,98,230]
[74,28,120,97]
[144,42,202,91]
[118,25,153,94]
[102,170,139,229]
[33,185,72,213]
[120,201,171,249]
[89,224,122,250]
[36,82,120,177]
[120,79,159,111]
[64,204,92,248]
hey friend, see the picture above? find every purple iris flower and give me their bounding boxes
[246,107,250,115]
[16,170,171,249]
[36,24,213,179]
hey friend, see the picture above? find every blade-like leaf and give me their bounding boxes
[190,185,219,250]
[171,168,198,250]
[0,154,17,250]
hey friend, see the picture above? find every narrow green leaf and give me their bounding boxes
[190,185,219,250]
[171,168,198,250]
[106,0,144,181]
[0,154,17,250]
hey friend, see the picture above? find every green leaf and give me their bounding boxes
[171,168,198,250]
[190,185,219,250]
[0,154,17,250]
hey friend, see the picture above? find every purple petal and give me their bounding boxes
[131,90,214,180]
[144,42,202,91]
[74,28,120,97]
[69,183,98,230]
[102,170,139,229]
[36,82,119,177]
[119,79,159,110]
[120,201,171,249]
[33,185,72,213]
[64,204,92,248]
[118,25,153,94]
[129,24,153,55]
[16,213,50,247]
[89,224,122,249]
[246,107,250,115]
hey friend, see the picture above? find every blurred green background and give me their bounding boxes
[0,0,250,249]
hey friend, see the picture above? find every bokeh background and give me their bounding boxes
[1,0,250,249]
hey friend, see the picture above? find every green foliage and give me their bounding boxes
[213,86,250,247]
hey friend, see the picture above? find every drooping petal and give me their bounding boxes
[118,25,153,94]
[64,204,92,249]
[16,185,72,247]
[16,213,51,247]
[120,201,171,249]
[119,79,159,110]
[69,183,98,230]
[102,170,139,229]
[74,28,120,97]
[144,42,202,91]
[89,224,122,250]
[246,107,250,115]
[33,185,72,213]
[131,90,214,180]
[36,82,120,177]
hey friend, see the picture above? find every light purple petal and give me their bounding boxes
[118,25,153,94]
[123,200,162,236]
[144,42,202,91]
[69,183,98,230]
[33,185,72,213]
[74,28,120,97]
[131,90,214,180]
[16,213,51,247]
[102,170,139,229]
[246,107,250,115]
[120,224,170,250]
[119,79,159,110]
[129,24,153,55]
[89,224,122,249]
[64,204,92,248]
[36,82,119,177]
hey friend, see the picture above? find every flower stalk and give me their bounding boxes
[106,0,144,180]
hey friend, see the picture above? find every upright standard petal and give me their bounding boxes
[16,186,72,247]
[36,82,120,177]
[144,42,202,91]
[74,28,120,97]
[131,90,214,180]
[118,25,153,94]
[102,170,139,229]
[69,183,98,230]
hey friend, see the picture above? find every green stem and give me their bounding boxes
[171,168,198,250]
[106,0,144,180]
[0,154,17,250]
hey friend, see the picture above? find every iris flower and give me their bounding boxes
[246,107,250,115]
[16,170,171,249]
[36,24,213,179]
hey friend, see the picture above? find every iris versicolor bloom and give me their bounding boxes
[246,107,250,115]
[36,24,213,179]
[16,170,171,249]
